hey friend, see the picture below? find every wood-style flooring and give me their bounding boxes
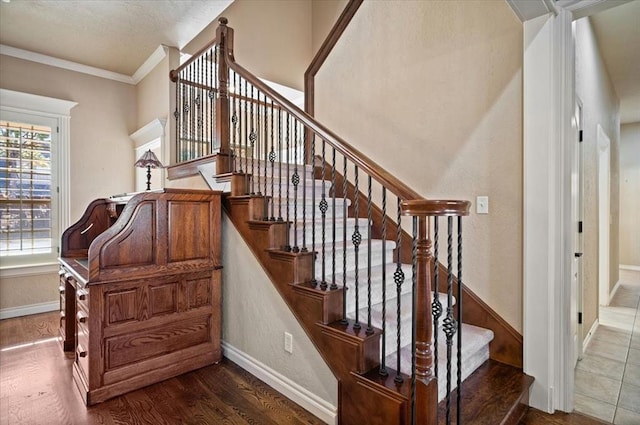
[0,311,613,424]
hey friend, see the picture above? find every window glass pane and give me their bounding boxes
[0,120,52,256]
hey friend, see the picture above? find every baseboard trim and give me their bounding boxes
[222,341,337,425]
[0,301,58,320]
[609,279,621,302]
[583,318,599,352]
[620,265,640,271]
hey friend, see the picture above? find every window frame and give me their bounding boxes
[0,89,76,275]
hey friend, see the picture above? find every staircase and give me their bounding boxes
[250,164,496,404]
[169,17,533,425]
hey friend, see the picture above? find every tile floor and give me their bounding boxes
[574,268,640,424]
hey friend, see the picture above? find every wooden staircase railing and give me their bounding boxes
[170,18,473,425]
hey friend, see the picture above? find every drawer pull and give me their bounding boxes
[64,273,72,281]
[58,269,66,276]
[80,222,94,235]
[77,312,88,323]
[78,345,87,358]
[78,290,88,301]
[60,311,65,319]
[58,285,65,294]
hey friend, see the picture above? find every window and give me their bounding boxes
[0,121,53,257]
[0,89,76,273]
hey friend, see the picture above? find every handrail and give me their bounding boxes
[223,49,422,202]
[169,36,219,82]
[401,200,471,217]
[304,0,364,116]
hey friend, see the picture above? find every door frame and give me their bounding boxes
[523,0,623,414]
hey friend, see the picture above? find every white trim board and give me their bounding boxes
[0,301,58,320]
[582,319,599,352]
[222,342,337,425]
[620,265,640,271]
[0,44,168,85]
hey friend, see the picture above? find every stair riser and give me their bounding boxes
[314,246,395,277]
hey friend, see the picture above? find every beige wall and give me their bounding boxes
[575,17,620,337]
[315,0,524,331]
[620,122,640,267]
[312,0,349,54]
[136,55,170,130]
[220,214,337,406]
[0,54,137,311]
[183,0,313,91]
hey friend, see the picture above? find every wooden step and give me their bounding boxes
[437,359,533,425]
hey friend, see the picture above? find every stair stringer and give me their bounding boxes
[224,194,417,425]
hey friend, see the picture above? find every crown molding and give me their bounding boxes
[132,45,169,84]
[130,118,167,147]
[0,44,134,84]
[0,44,169,85]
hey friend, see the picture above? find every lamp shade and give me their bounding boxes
[134,150,163,169]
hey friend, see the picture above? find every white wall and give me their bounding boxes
[574,16,620,335]
[619,122,640,267]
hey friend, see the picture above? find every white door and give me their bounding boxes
[571,101,584,365]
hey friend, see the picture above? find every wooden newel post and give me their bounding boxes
[215,17,233,175]
[414,215,437,425]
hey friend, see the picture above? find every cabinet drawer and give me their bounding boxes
[76,342,89,382]
[76,288,89,311]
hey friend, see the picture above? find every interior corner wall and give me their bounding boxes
[619,122,640,267]
[574,17,620,337]
[220,214,338,407]
[0,54,136,311]
[314,1,524,331]
[183,0,313,91]
[136,55,170,130]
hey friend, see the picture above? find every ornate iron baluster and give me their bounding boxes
[379,187,388,376]
[301,122,308,253]
[269,101,275,220]
[366,175,373,335]
[444,216,457,425]
[433,218,441,381]
[173,74,180,163]
[232,71,238,172]
[352,166,361,330]
[330,148,337,290]
[457,216,463,423]
[340,158,348,324]
[411,216,418,425]
[277,107,282,221]
[292,120,299,252]
[243,79,249,192]
[311,134,317,284]
[394,198,404,383]
[262,94,268,217]
[319,139,328,290]
[285,113,291,252]
[250,85,256,195]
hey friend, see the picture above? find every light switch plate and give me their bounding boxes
[476,196,489,214]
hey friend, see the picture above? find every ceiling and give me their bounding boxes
[0,0,638,123]
[0,0,232,76]
[590,0,640,124]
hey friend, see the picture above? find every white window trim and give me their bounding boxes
[0,89,77,275]
[130,118,167,192]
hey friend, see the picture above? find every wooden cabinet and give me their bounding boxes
[58,189,222,405]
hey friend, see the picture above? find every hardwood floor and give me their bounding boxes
[0,312,324,425]
[0,311,614,424]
